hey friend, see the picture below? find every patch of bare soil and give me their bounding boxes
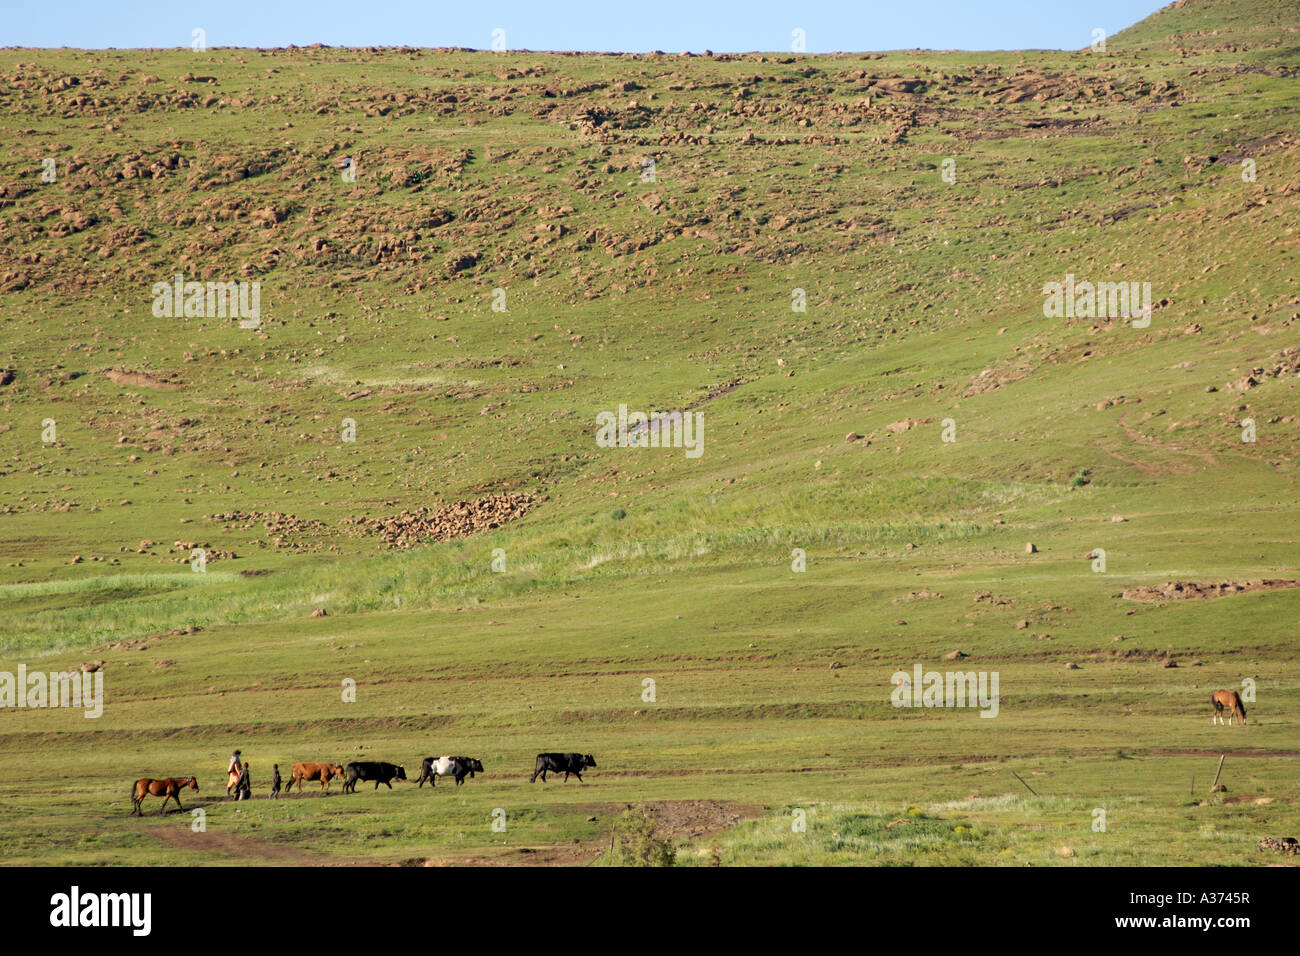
[104,369,183,389]
[884,417,935,433]
[148,816,363,866]
[963,363,1032,397]
[637,799,762,842]
[1121,579,1299,602]
[417,800,761,867]
[430,844,602,867]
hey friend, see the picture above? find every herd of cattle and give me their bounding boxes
[129,691,1251,814]
[129,752,597,814]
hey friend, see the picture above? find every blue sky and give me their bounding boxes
[2,1,1167,52]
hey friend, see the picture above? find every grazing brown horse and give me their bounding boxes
[1211,689,1247,726]
[130,776,198,815]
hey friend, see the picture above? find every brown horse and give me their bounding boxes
[130,776,198,815]
[1211,689,1247,726]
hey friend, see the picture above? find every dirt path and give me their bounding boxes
[144,797,367,865]
[148,824,358,865]
[1118,411,1217,467]
[137,797,761,867]
[1148,748,1300,759]
[421,845,603,867]
[623,379,745,440]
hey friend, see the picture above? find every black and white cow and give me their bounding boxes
[416,756,484,787]
[530,752,597,783]
[342,761,407,793]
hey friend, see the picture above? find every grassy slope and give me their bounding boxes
[0,0,1297,865]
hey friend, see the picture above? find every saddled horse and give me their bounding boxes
[1211,689,1247,726]
[130,776,198,815]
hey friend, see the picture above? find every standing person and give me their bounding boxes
[236,762,252,801]
[269,764,282,799]
[226,749,243,797]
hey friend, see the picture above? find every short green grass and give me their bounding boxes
[1,0,1297,865]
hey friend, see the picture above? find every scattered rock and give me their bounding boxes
[1227,346,1300,392]
[1122,579,1299,602]
[347,493,537,549]
[893,589,942,603]
[444,251,480,275]
[1258,837,1299,856]
[208,511,329,553]
[886,417,934,434]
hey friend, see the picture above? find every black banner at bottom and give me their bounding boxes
[3,865,1282,939]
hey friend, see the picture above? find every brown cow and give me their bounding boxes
[130,776,198,815]
[287,762,345,793]
[1211,689,1247,726]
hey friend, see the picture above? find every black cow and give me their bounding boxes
[416,756,485,788]
[530,752,597,783]
[342,761,407,793]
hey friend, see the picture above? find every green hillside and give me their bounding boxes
[0,0,1297,866]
